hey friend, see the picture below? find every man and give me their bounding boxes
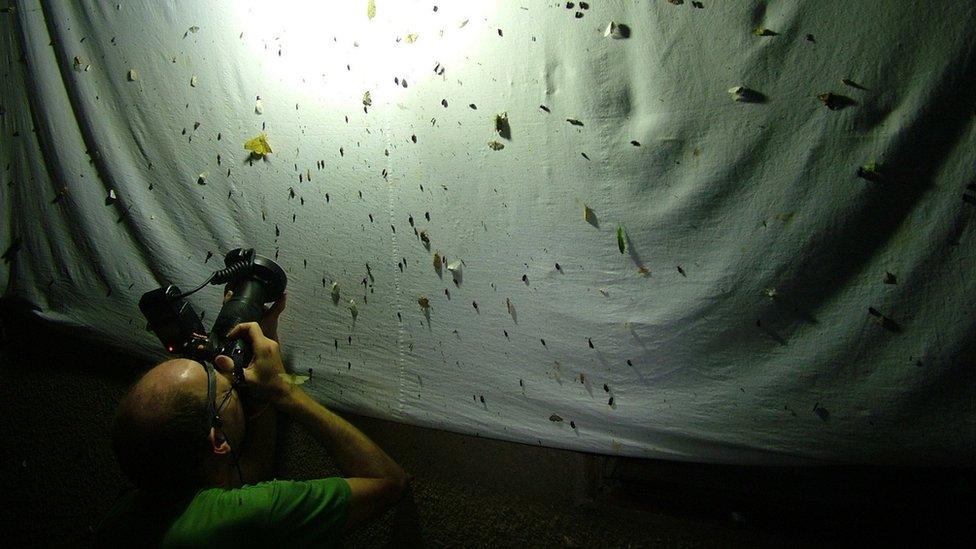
[99,292,408,546]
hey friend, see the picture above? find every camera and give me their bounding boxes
[138,248,287,385]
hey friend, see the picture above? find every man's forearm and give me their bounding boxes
[275,387,405,484]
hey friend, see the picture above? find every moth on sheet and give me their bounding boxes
[244,133,273,158]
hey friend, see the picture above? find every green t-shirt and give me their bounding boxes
[98,478,350,548]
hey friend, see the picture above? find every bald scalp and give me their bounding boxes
[112,359,212,491]
[122,359,206,421]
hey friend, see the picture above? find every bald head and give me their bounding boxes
[112,358,243,491]
[123,359,208,423]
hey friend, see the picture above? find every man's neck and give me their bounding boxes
[208,461,240,489]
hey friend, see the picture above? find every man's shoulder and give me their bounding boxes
[99,479,351,547]
[184,477,350,519]
[168,478,351,546]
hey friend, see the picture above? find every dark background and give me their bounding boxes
[0,299,972,548]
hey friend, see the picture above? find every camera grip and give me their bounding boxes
[211,278,268,384]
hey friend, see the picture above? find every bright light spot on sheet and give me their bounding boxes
[232,1,495,107]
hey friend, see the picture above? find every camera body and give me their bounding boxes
[139,248,287,385]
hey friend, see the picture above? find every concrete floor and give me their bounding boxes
[1,303,971,547]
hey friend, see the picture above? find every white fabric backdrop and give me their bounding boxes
[2,0,974,465]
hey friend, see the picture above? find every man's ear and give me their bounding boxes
[209,427,232,455]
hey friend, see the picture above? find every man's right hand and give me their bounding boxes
[215,322,294,405]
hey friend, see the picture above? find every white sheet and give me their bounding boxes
[2,0,974,465]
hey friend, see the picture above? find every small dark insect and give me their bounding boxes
[497,28,503,37]
[408,215,414,226]
[480,395,485,404]
[539,105,550,112]
[608,396,614,406]
[397,312,402,321]
[325,193,330,202]
[368,214,373,222]
[580,2,589,8]
[217,132,222,140]
[334,339,338,349]
[275,224,280,237]
[805,34,815,42]
[813,402,829,422]
[521,274,528,283]
[519,379,523,387]
[411,134,417,143]
[425,211,431,221]
[841,78,866,90]
[570,421,576,429]
[588,338,594,349]
[549,414,563,422]
[627,359,633,366]
[391,225,396,233]
[579,373,585,384]
[469,103,477,109]
[566,118,584,126]
[441,99,448,107]
[565,1,574,7]
[581,152,590,160]
[817,92,855,110]
[540,338,546,346]
[603,383,609,392]
[504,330,509,338]
[692,1,703,7]
[472,301,479,311]
[630,140,640,146]
[677,265,686,276]
[444,288,451,299]
[348,336,352,344]
[555,263,562,271]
